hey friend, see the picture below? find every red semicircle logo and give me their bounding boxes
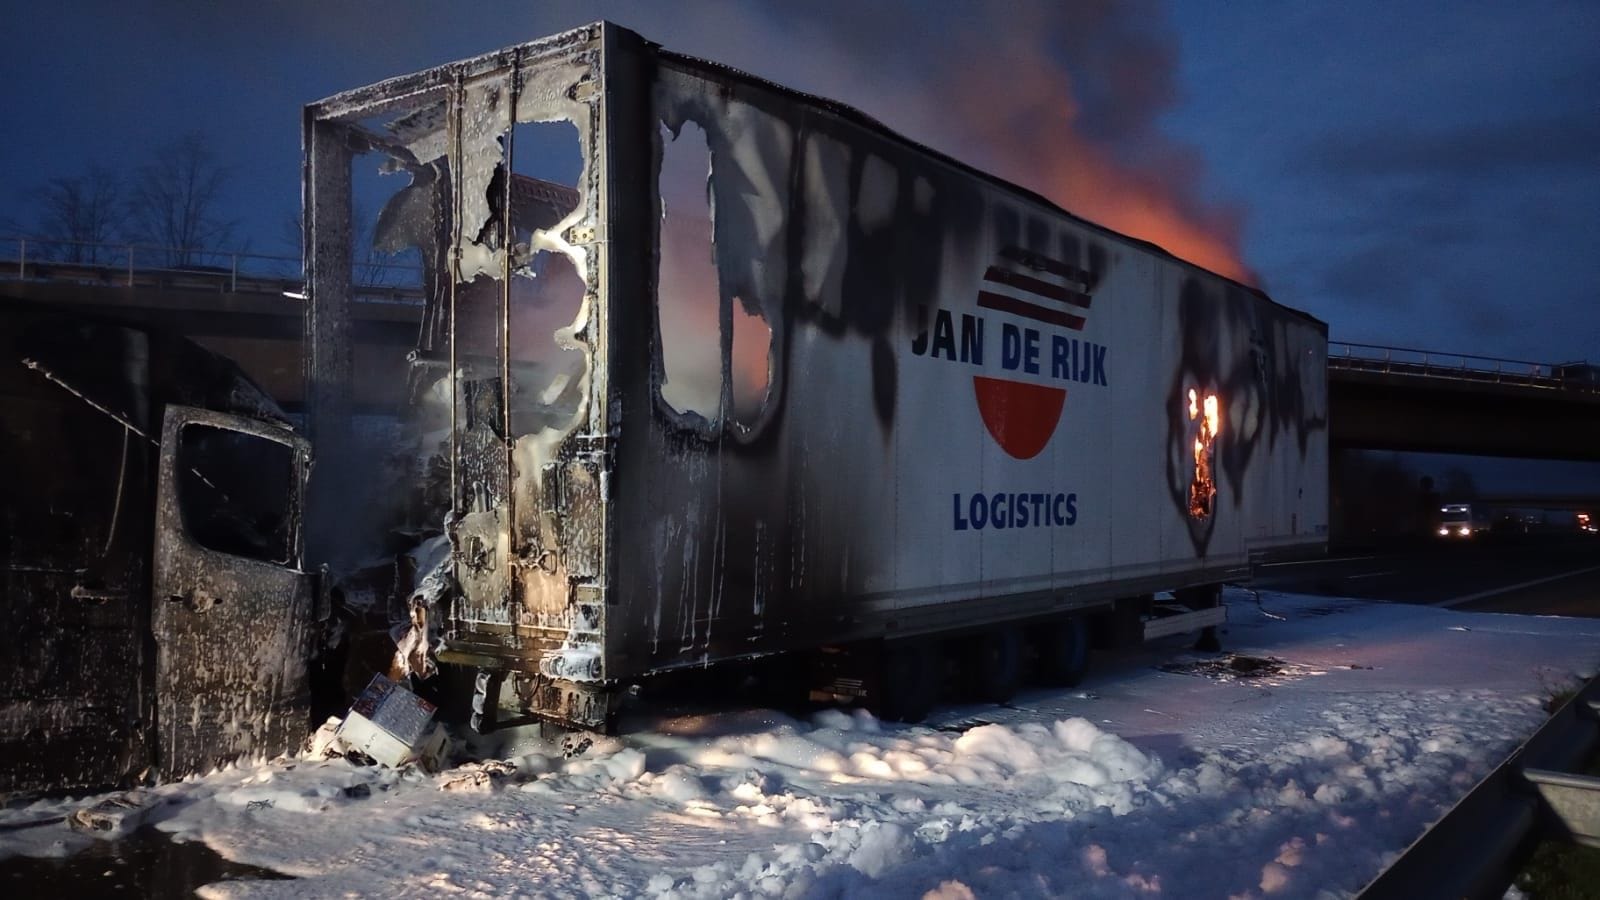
[972,375,1067,460]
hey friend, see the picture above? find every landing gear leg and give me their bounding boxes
[1177,583,1224,653]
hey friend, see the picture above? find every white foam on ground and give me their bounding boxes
[1,590,1594,898]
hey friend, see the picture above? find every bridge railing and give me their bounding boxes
[4,235,1595,388]
[0,234,425,304]
[1328,341,1599,393]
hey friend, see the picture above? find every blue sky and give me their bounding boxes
[1161,2,1600,362]
[3,0,1596,362]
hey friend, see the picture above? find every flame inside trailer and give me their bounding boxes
[1188,388,1221,518]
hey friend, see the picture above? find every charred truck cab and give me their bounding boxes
[1,302,315,794]
[303,23,1329,731]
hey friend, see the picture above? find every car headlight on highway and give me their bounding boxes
[1438,527,1449,536]
[1457,526,1471,536]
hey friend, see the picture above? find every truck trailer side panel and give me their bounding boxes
[604,39,1328,676]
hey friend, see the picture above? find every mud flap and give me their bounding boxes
[151,405,315,778]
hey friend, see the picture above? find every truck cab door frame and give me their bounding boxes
[151,404,315,779]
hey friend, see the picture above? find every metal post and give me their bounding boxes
[304,103,355,568]
[501,54,522,573]
[127,245,135,286]
[230,254,238,293]
[448,71,464,522]
[17,237,25,279]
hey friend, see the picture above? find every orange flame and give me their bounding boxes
[1188,389,1222,518]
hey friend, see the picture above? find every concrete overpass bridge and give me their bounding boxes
[1327,343,1600,462]
[0,240,420,412]
[3,238,1599,461]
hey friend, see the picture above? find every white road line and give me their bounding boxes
[1346,571,1395,580]
[1432,564,1600,609]
[1258,555,1378,569]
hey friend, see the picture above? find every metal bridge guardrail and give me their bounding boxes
[0,234,425,305]
[3,236,1595,380]
[1329,341,1599,394]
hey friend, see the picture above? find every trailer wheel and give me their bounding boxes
[879,640,939,723]
[1034,616,1090,687]
[973,627,1024,703]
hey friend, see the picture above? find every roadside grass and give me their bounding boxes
[1515,840,1600,900]
[1512,679,1600,899]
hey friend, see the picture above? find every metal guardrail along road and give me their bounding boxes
[1358,670,1600,899]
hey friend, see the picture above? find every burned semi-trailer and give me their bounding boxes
[302,23,1329,730]
[0,302,317,794]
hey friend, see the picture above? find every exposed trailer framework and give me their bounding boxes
[303,23,1328,729]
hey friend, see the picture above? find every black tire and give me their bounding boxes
[973,627,1025,703]
[1034,616,1091,687]
[753,653,811,710]
[470,668,505,734]
[878,640,939,723]
[420,662,479,725]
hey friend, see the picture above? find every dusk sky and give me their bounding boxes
[3,0,1597,363]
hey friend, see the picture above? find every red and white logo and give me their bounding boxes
[972,247,1098,460]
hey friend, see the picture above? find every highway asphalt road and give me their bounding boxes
[1247,534,1600,618]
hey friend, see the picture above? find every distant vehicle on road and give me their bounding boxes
[1438,503,1489,538]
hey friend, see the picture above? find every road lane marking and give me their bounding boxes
[1258,555,1378,568]
[1433,564,1600,609]
[1346,571,1396,580]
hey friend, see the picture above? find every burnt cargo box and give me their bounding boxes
[303,23,1327,727]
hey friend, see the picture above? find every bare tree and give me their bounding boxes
[31,166,127,262]
[279,207,309,279]
[282,200,400,286]
[128,132,238,266]
[1439,467,1480,501]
